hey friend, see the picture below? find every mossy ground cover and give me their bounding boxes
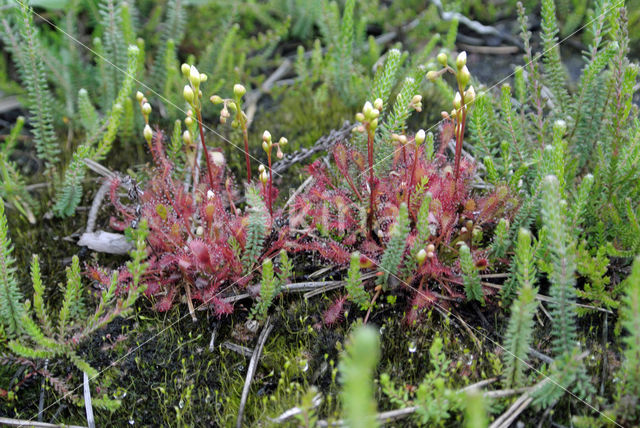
[1,0,640,426]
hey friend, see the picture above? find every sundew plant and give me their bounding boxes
[0,0,639,426]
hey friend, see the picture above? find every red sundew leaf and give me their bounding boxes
[333,143,349,175]
[85,265,111,287]
[323,296,347,326]
[189,239,210,267]
[212,297,234,317]
[360,239,383,257]
[404,289,437,326]
[109,216,129,232]
[145,281,161,296]
[155,287,177,312]
[178,256,192,271]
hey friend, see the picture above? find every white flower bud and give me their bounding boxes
[465,85,476,103]
[185,116,193,126]
[278,136,288,146]
[355,112,365,122]
[363,101,373,116]
[258,164,266,173]
[453,92,462,109]
[456,51,467,69]
[426,70,439,82]
[181,63,190,77]
[233,84,246,97]
[183,85,194,103]
[143,124,153,142]
[182,130,192,144]
[262,141,269,152]
[373,98,383,110]
[210,95,223,104]
[458,65,471,86]
[189,65,200,87]
[437,52,448,66]
[416,249,427,265]
[142,102,152,115]
[199,73,208,83]
[136,91,144,102]
[415,129,426,145]
[262,130,272,143]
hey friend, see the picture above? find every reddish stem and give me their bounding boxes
[366,127,375,234]
[267,150,273,217]
[196,109,215,190]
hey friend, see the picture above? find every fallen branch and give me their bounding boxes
[83,372,95,428]
[236,319,274,428]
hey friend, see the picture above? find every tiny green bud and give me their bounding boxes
[437,52,448,66]
[262,130,272,143]
[182,130,192,144]
[278,136,288,146]
[416,249,427,266]
[199,73,207,83]
[458,65,471,86]
[426,70,439,82]
[370,118,378,129]
[415,129,426,146]
[142,102,152,115]
[143,124,153,142]
[398,135,407,144]
[184,116,193,126]
[369,108,380,120]
[233,84,246,98]
[355,112,365,122]
[227,102,237,112]
[181,63,190,77]
[465,85,476,103]
[426,243,435,253]
[453,92,462,109]
[363,101,373,116]
[260,171,268,184]
[183,85,194,103]
[373,98,383,110]
[136,91,144,102]
[258,164,266,173]
[262,141,269,152]
[456,51,467,69]
[210,95,223,104]
[231,120,239,128]
[189,65,200,86]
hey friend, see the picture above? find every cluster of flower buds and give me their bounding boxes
[426,51,476,120]
[409,94,423,112]
[258,164,268,184]
[136,91,154,144]
[182,110,195,146]
[416,243,437,266]
[210,84,247,126]
[261,130,288,160]
[354,98,383,132]
[181,63,207,109]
